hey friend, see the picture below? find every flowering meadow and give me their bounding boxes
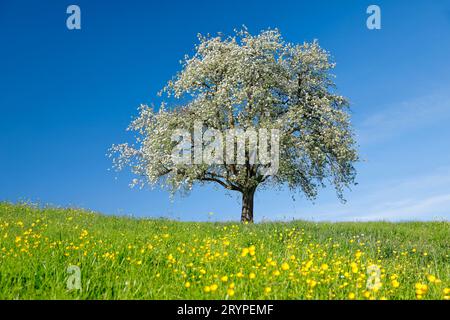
[0,202,448,300]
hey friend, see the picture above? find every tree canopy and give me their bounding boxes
[111,28,358,222]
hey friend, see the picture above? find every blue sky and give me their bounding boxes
[1,0,450,222]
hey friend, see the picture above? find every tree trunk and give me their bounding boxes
[241,189,255,223]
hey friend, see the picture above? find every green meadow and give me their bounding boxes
[0,202,448,300]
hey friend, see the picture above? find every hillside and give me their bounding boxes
[0,202,448,299]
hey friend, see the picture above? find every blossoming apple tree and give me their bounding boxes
[111,28,358,222]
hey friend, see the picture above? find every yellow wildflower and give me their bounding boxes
[281,262,290,271]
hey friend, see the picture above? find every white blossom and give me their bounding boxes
[110,28,358,222]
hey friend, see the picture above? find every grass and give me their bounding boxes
[0,202,448,300]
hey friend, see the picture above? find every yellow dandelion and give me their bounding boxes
[391,280,400,288]
[241,248,249,257]
[308,280,317,288]
[281,262,290,271]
